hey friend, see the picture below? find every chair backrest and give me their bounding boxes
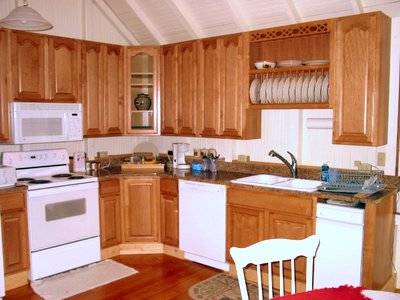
[230,235,320,300]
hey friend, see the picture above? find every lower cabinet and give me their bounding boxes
[0,190,29,274]
[121,177,160,243]
[160,177,179,246]
[99,179,122,249]
[227,186,315,281]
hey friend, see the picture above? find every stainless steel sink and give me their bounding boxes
[231,174,321,192]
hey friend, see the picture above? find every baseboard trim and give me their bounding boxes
[5,271,29,291]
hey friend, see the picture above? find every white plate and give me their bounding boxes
[272,77,280,103]
[277,77,285,103]
[289,77,297,103]
[266,78,274,103]
[307,75,317,103]
[259,79,268,103]
[322,74,329,102]
[314,75,323,103]
[277,60,303,67]
[282,77,291,103]
[303,60,329,66]
[301,76,310,103]
[295,76,303,103]
[249,78,261,104]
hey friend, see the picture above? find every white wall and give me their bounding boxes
[0,1,399,175]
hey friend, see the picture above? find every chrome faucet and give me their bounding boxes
[268,150,298,178]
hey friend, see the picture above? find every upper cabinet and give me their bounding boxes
[0,30,10,142]
[126,47,159,135]
[161,41,197,136]
[11,31,80,102]
[82,42,124,137]
[331,12,391,146]
[247,20,331,109]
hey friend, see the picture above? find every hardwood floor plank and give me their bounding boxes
[4,254,221,300]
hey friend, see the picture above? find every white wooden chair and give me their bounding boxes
[230,235,320,300]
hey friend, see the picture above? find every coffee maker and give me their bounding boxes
[172,143,190,169]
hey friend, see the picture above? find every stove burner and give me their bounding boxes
[29,180,52,184]
[69,176,84,180]
[52,173,72,178]
[18,178,35,182]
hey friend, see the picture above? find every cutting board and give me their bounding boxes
[121,163,165,171]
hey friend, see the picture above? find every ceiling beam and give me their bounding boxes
[125,0,166,45]
[166,0,203,39]
[350,0,364,14]
[92,0,140,45]
[222,0,249,31]
[283,0,301,23]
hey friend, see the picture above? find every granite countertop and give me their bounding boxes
[95,167,397,204]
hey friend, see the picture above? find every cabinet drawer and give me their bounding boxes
[0,190,25,212]
[228,187,314,217]
[99,179,120,195]
[160,177,178,195]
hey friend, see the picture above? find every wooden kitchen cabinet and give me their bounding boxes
[99,179,122,249]
[0,190,29,275]
[11,31,80,102]
[331,12,391,146]
[227,186,315,281]
[0,30,10,142]
[121,177,160,243]
[198,34,261,138]
[160,178,179,246]
[161,41,197,136]
[126,46,159,134]
[82,41,124,137]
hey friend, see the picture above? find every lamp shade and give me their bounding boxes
[0,5,53,31]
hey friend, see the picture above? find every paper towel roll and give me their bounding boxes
[305,118,333,129]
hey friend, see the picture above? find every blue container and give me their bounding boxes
[191,162,203,172]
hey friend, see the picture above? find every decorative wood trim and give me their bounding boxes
[5,270,29,291]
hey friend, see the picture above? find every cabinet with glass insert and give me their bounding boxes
[126,47,159,134]
[248,19,332,109]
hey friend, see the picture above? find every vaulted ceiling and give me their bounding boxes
[94,0,400,45]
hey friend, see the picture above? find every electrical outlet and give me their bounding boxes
[377,152,386,167]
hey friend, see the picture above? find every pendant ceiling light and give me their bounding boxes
[0,1,53,31]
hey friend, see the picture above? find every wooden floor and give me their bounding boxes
[4,254,222,300]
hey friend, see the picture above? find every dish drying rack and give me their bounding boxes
[318,169,385,194]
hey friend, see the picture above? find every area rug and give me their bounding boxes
[189,273,268,300]
[30,259,138,300]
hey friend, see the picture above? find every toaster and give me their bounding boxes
[0,166,17,188]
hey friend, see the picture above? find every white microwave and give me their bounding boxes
[10,102,83,144]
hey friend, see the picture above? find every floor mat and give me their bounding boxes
[188,273,267,300]
[31,259,138,300]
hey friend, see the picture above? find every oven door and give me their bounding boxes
[27,182,99,252]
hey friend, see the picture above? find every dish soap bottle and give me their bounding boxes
[321,162,330,182]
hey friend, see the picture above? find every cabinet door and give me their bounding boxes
[269,212,314,281]
[0,191,29,275]
[177,42,197,136]
[82,41,104,136]
[161,45,178,135]
[220,34,243,138]
[104,45,124,135]
[332,12,391,146]
[0,30,10,141]
[127,47,159,135]
[198,38,220,137]
[122,177,160,243]
[48,36,80,101]
[11,31,46,100]
[100,194,121,248]
[160,177,179,246]
[226,204,266,262]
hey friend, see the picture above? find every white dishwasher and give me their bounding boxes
[315,202,365,289]
[179,180,229,271]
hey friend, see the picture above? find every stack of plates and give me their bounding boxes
[250,74,329,104]
[277,60,303,68]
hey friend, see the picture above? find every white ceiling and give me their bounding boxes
[96,0,400,45]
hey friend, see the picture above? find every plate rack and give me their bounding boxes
[249,64,330,109]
